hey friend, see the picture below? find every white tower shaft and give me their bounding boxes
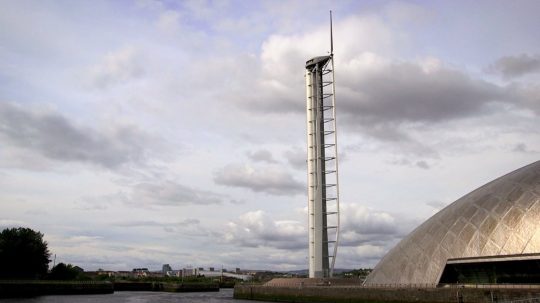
[305,54,340,278]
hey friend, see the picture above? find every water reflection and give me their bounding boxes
[1,289,267,303]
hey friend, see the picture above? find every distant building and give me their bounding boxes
[198,269,253,281]
[182,267,199,277]
[89,265,252,281]
[116,271,132,278]
[97,269,114,276]
[166,270,181,277]
[146,271,164,278]
[132,268,149,272]
[132,268,149,277]
[162,264,172,274]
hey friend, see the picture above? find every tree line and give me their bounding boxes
[0,227,83,280]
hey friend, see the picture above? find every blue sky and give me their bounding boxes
[1,0,539,271]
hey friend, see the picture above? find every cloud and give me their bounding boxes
[339,204,409,248]
[113,219,200,228]
[246,149,277,164]
[235,17,526,145]
[512,143,538,154]
[79,181,231,209]
[0,102,149,169]
[78,193,127,211]
[329,203,421,267]
[131,181,225,206]
[284,147,306,170]
[222,210,305,250]
[383,2,433,25]
[156,10,182,33]
[239,15,509,128]
[67,235,104,243]
[213,163,304,195]
[338,245,390,268]
[45,232,187,271]
[88,47,144,89]
[0,219,28,229]
[513,143,528,153]
[488,53,540,78]
[234,15,399,115]
[219,204,414,269]
[425,200,448,210]
[341,204,398,236]
[113,219,207,235]
[391,158,431,169]
[415,160,430,169]
[512,83,540,115]
[339,61,505,127]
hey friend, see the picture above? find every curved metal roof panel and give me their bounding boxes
[365,160,540,284]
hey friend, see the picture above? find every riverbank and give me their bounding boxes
[0,281,219,298]
[0,281,114,297]
[234,283,540,303]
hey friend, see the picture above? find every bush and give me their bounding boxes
[48,263,84,280]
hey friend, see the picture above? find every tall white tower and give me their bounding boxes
[305,11,340,279]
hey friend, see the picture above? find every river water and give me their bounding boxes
[0,289,269,303]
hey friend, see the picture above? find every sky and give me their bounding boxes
[0,0,539,272]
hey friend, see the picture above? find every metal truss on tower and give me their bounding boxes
[305,47,340,278]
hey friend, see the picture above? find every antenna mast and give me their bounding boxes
[330,10,334,55]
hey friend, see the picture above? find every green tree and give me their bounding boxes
[48,263,83,280]
[0,227,51,279]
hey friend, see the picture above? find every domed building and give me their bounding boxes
[364,160,540,285]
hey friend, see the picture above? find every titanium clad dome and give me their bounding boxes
[364,160,540,285]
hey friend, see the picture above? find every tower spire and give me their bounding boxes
[305,11,340,278]
[330,10,333,56]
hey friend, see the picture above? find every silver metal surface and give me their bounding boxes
[364,160,540,284]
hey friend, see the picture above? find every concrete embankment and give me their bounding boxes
[0,281,114,297]
[234,284,540,303]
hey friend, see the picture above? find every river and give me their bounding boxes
[0,289,269,303]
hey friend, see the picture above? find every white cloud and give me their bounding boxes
[284,147,306,170]
[246,149,278,164]
[88,47,144,89]
[130,181,226,206]
[339,60,505,125]
[341,204,400,240]
[218,204,415,269]
[0,219,28,229]
[488,53,540,78]
[222,210,305,250]
[0,102,151,169]
[213,163,304,195]
[234,15,399,114]
[383,2,434,25]
[156,10,182,33]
